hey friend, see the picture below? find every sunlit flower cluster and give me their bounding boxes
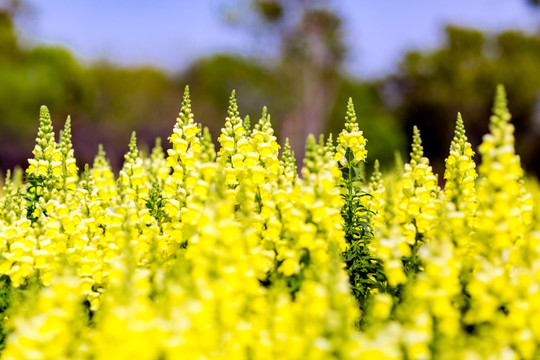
[443,113,478,258]
[1,85,540,359]
[335,98,367,166]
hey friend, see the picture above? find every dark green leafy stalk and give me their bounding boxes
[402,232,423,278]
[0,274,41,350]
[23,174,46,223]
[339,148,385,315]
[146,181,170,231]
[0,275,12,350]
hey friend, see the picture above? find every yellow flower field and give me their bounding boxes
[0,85,538,359]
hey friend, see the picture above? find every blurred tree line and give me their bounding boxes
[0,1,403,172]
[0,9,182,170]
[2,0,540,177]
[387,25,540,176]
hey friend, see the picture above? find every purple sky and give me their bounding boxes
[12,0,540,78]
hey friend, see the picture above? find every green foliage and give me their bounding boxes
[339,147,385,314]
[254,0,283,23]
[23,173,46,223]
[0,276,13,350]
[335,98,387,315]
[146,181,169,229]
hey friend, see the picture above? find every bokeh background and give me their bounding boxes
[2,0,540,177]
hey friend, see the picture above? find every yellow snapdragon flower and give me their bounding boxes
[335,98,367,166]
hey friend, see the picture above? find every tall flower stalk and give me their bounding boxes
[336,98,385,313]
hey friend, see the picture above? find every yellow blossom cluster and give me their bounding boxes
[2,85,540,359]
[397,126,441,244]
[0,88,361,359]
[335,98,367,165]
[26,106,61,181]
[358,85,540,359]
[444,113,478,258]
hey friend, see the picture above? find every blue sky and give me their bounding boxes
[13,0,540,78]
